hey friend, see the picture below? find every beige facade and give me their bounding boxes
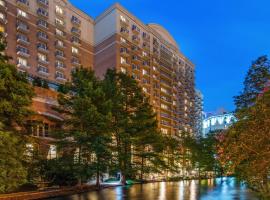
[0,1,195,136]
[94,4,195,136]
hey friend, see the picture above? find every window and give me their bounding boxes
[17,57,27,67]
[55,5,64,15]
[71,16,81,25]
[37,8,48,17]
[37,0,49,6]
[37,43,48,51]
[71,57,80,64]
[71,27,81,35]
[0,12,5,21]
[71,36,80,44]
[55,40,64,47]
[55,60,64,68]
[55,18,64,26]
[17,34,28,42]
[161,128,168,135]
[38,65,49,74]
[142,69,148,75]
[153,66,157,71]
[0,25,4,33]
[0,0,5,7]
[17,9,28,18]
[56,50,64,57]
[161,87,167,94]
[72,47,79,54]
[55,28,65,37]
[161,104,168,110]
[142,51,147,57]
[37,53,47,62]
[120,67,126,74]
[120,57,126,64]
[37,19,48,29]
[17,46,29,54]
[56,71,65,79]
[37,31,48,40]
[120,15,127,22]
[120,37,126,43]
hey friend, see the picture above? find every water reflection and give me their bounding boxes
[47,177,258,200]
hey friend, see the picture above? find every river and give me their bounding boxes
[47,177,259,200]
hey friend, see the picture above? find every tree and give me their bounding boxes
[55,67,112,187]
[234,55,270,110]
[220,55,270,199]
[220,91,270,199]
[0,130,27,193]
[0,33,34,193]
[0,34,34,130]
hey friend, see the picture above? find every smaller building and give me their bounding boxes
[202,112,236,136]
[194,89,203,137]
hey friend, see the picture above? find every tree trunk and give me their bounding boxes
[96,170,100,189]
[140,157,144,181]
[121,173,126,185]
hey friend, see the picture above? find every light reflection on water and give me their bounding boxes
[47,177,258,200]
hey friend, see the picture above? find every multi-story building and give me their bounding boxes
[1,0,94,86]
[0,1,195,139]
[202,112,237,137]
[194,89,203,137]
[94,4,195,136]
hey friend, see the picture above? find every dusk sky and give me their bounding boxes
[70,0,270,112]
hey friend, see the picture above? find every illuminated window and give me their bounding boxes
[0,25,4,33]
[17,9,28,18]
[142,51,147,57]
[56,28,64,36]
[38,53,47,62]
[161,128,168,134]
[55,18,64,26]
[153,66,157,71]
[120,67,126,74]
[47,145,57,160]
[120,57,126,64]
[17,57,27,67]
[161,104,168,110]
[120,37,126,43]
[120,15,126,22]
[55,5,64,15]
[72,46,79,54]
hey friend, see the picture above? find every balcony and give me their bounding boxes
[132,56,140,64]
[37,68,49,76]
[55,75,66,82]
[71,58,81,66]
[55,52,66,60]
[120,27,129,37]
[131,46,140,54]
[71,36,81,46]
[142,42,150,51]
[37,8,49,18]
[37,32,49,42]
[55,62,65,70]
[132,25,140,34]
[120,48,129,57]
[142,32,150,41]
[37,45,49,54]
[0,16,7,25]
[17,36,30,46]
[17,23,29,33]
[37,0,49,7]
[120,17,129,27]
[55,41,65,49]
[71,27,81,36]
[71,16,81,26]
[37,58,49,65]
[0,1,7,11]
[120,60,130,68]
[55,30,66,39]
[17,0,29,9]
[37,20,49,30]
[55,19,65,29]
[132,35,140,44]
[16,47,30,58]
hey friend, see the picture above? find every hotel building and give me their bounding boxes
[0,1,195,139]
[95,4,195,136]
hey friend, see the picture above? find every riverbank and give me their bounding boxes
[0,185,119,200]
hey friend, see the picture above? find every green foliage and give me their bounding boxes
[234,55,270,110]
[55,67,112,186]
[0,34,34,130]
[220,91,270,198]
[32,77,49,89]
[0,131,27,193]
[221,55,270,198]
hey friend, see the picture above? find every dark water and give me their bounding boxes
[48,177,258,200]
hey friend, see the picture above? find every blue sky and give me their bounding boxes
[70,0,270,112]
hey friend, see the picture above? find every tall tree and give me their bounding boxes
[103,69,167,184]
[0,33,33,193]
[234,55,270,110]
[55,67,112,187]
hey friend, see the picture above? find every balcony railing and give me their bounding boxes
[17,0,29,9]
[0,0,7,11]
[16,47,30,57]
[71,16,81,26]
[17,23,29,33]
[17,35,30,46]
[37,0,49,7]
[37,8,49,18]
